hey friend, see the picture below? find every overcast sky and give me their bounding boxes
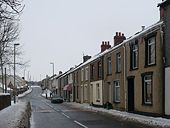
[19,0,161,81]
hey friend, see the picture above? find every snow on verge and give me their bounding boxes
[66,102,170,128]
[0,101,31,128]
[18,88,33,98]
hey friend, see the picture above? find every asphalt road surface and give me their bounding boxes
[20,86,147,128]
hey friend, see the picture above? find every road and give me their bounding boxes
[20,86,146,128]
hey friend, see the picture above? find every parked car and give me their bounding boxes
[51,95,63,103]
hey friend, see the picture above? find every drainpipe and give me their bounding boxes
[160,24,165,116]
[123,44,127,111]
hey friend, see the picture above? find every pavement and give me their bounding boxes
[0,88,32,128]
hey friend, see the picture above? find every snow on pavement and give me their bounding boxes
[18,88,33,98]
[66,102,170,128]
[0,102,29,128]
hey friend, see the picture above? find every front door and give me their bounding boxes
[127,77,134,112]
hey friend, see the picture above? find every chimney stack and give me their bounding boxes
[101,41,111,52]
[159,6,165,20]
[114,32,126,46]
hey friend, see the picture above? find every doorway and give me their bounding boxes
[127,77,134,112]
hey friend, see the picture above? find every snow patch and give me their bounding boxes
[18,88,32,98]
[66,102,170,128]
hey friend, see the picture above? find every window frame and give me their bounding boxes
[81,68,84,81]
[107,57,112,75]
[130,40,139,70]
[116,52,121,73]
[85,66,89,81]
[98,61,102,78]
[114,80,120,103]
[142,72,153,105]
[148,37,156,65]
[90,64,94,80]
[145,33,157,67]
[96,83,100,102]
[84,84,88,101]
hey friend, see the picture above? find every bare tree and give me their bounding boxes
[0,0,24,90]
[0,19,19,85]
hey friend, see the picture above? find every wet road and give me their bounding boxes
[20,86,145,128]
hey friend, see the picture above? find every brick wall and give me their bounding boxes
[0,94,11,110]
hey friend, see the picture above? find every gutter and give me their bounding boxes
[160,24,165,116]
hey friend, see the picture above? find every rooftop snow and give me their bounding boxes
[60,21,163,77]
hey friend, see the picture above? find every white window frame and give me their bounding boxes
[107,57,112,74]
[84,84,88,101]
[143,75,152,104]
[116,53,121,72]
[85,67,89,81]
[114,81,120,102]
[132,43,138,69]
[81,68,84,81]
[96,83,100,101]
[98,61,102,78]
[147,37,156,65]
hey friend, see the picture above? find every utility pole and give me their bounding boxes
[14,43,20,104]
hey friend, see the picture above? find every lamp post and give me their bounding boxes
[50,62,54,76]
[14,43,20,104]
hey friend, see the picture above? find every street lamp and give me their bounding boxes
[14,43,20,104]
[50,62,54,76]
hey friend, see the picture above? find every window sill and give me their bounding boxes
[142,102,153,106]
[107,74,112,76]
[144,63,156,68]
[114,101,120,104]
[115,71,121,74]
[130,67,138,71]
[96,100,100,102]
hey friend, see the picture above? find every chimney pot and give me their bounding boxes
[101,41,111,52]
[119,32,121,36]
[114,32,126,46]
[142,26,145,31]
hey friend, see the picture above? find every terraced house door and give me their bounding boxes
[127,77,134,112]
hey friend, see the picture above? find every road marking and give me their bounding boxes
[74,120,88,128]
[62,112,70,119]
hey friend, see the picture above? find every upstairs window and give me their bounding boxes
[145,36,156,66]
[81,69,84,81]
[130,41,138,69]
[116,52,121,73]
[85,67,89,81]
[76,71,79,83]
[107,57,112,75]
[90,64,94,80]
[98,61,102,78]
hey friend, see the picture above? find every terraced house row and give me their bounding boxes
[42,0,170,117]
